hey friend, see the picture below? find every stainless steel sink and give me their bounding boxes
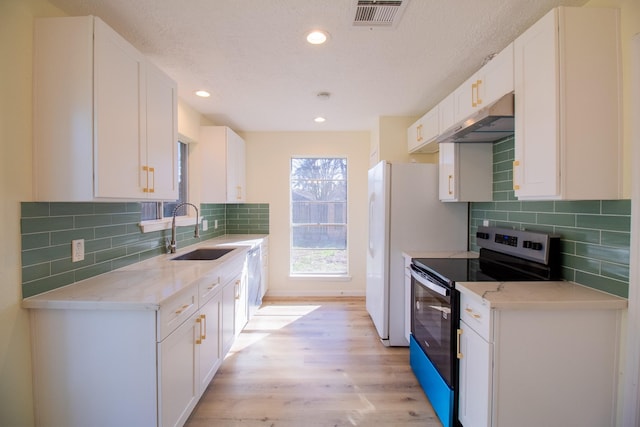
[171,248,235,261]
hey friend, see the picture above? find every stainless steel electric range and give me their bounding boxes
[409,226,561,427]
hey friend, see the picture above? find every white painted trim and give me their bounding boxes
[139,216,201,233]
[622,32,640,427]
[265,290,365,297]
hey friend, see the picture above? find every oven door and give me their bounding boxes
[410,265,458,388]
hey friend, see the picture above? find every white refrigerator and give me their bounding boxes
[366,161,468,346]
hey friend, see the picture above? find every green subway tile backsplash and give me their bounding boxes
[470,136,630,298]
[21,202,269,298]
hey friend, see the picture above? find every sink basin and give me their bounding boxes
[171,248,235,261]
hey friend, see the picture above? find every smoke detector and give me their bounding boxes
[351,0,409,28]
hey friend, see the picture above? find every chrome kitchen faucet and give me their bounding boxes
[167,202,200,253]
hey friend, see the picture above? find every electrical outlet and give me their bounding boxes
[214,219,218,229]
[72,239,85,262]
[483,220,490,227]
[202,220,208,231]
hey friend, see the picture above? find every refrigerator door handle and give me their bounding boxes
[368,193,375,257]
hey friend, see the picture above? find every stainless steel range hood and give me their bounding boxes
[436,93,514,144]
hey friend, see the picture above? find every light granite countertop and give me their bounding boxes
[457,280,627,310]
[22,234,267,311]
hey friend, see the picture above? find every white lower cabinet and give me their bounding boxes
[221,274,238,356]
[158,311,200,427]
[457,289,623,427]
[457,318,491,427]
[27,246,258,427]
[199,293,222,391]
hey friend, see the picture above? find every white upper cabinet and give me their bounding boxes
[438,92,456,136]
[453,43,514,124]
[513,7,621,200]
[200,126,247,203]
[438,142,493,202]
[408,105,439,154]
[33,16,178,201]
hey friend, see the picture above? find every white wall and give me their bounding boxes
[243,131,370,296]
[0,1,65,425]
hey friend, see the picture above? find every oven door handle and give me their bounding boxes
[410,267,450,297]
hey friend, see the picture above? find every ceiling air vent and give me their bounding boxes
[352,0,409,28]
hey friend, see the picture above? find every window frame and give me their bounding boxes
[289,156,349,277]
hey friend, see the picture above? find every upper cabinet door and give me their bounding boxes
[145,61,178,200]
[93,17,145,199]
[476,43,514,109]
[513,7,622,200]
[200,126,247,203]
[512,10,560,199]
[33,16,178,201]
[408,106,439,154]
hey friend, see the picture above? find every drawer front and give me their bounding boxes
[218,253,244,285]
[460,292,491,341]
[158,285,198,342]
[199,276,222,306]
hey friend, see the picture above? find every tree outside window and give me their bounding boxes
[290,157,348,275]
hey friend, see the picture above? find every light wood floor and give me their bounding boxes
[184,297,441,427]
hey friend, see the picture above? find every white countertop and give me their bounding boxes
[457,281,627,310]
[402,250,479,259]
[22,234,267,311]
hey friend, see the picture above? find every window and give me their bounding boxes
[290,157,348,276]
[141,141,188,220]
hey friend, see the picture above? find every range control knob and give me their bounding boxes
[476,232,490,240]
[523,241,543,250]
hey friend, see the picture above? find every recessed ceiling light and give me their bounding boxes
[306,30,329,45]
[314,116,326,123]
[195,90,211,98]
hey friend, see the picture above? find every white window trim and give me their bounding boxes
[139,216,202,233]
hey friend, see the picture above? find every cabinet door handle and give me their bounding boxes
[417,124,423,142]
[476,79,483,106]
[471,82,478,107]
[457,328,463,359]
[448,174,454,195]
[236,186,242,200]
[513,160,521,191]
[142,165,150,193]
[201,314,207,340]
[235,280,241,299]
[148,166,155,193]
[196,316,203,344]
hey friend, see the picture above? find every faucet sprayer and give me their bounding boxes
[167,202,200,253]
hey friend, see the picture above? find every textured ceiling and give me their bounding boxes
[47,0,588,132]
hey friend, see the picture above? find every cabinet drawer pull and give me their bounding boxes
[175,303,190,315]
[465,307,481,319]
